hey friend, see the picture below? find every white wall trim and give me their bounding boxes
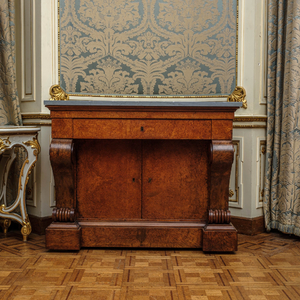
[237,0,244,87]
[51,0,59,85]
[259,0,267,105]
[20,0,36,102]
[229,136,244,209]
[256,137,266,209]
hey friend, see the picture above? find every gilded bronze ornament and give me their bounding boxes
[227,86,247,109]
[23,137,41,155]
[49,84,69,101]
[229,189,235,198]
[0,137,11,152]
[0,218,11,234]
[21,216,32,242]
[0,204,8,214]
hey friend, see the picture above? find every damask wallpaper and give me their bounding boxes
[59,0,238,96]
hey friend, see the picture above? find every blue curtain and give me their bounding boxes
[0,0,22,126]
[0,0,23,205]
[264,0,300,236]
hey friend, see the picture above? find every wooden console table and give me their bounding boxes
[45,101,241,251]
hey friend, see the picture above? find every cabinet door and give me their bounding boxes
[76,140,142,220]
[142,140,209,220]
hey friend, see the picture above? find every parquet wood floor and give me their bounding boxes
[0,231,299,300]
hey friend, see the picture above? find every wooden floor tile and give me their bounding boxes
[0,230,300,299]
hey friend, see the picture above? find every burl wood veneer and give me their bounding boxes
[45,101,241,252]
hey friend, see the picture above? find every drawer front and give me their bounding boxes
[52,119,73,138]
[81,226,202,248]
[73,119,211,139]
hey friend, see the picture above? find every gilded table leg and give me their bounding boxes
[0,218,11,235]
[21,216,32,241]
[0,133,40,242]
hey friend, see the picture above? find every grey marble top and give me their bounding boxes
[44,100,243,108]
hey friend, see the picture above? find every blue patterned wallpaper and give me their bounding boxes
[59,0,238,96]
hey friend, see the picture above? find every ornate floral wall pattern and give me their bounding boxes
[59,0,237,96]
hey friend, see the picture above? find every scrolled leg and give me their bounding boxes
[49,139,75,208]
[46,139,81,250]
[21,217,32,242]
[0,218,11,235]
[209,140,234,210]
[0,131,40,242]
[203,140,237,252]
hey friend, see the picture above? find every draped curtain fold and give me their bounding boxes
[0,0,22,126]
[264,0,300,236]
[0,0,23,205]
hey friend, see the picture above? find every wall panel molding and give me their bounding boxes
[229,137,244,209]
[233,116,267,122]
[20,0,36,102]
[256,137,266,208]
[233,124,266,129]
[237,0,244,87]
[259,0,268,105]
[235,0,267,117]
[52,0,59,85]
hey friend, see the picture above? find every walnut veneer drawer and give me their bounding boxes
[73,119,211,139]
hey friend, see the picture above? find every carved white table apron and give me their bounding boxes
[0,127,40,241]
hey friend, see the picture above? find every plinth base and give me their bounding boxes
[202,223,237,252]
[46,222,81,250]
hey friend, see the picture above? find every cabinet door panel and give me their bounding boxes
[76,140,142,219]
[142,140,209,220]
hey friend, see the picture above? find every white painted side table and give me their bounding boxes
[0,127,40,241]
